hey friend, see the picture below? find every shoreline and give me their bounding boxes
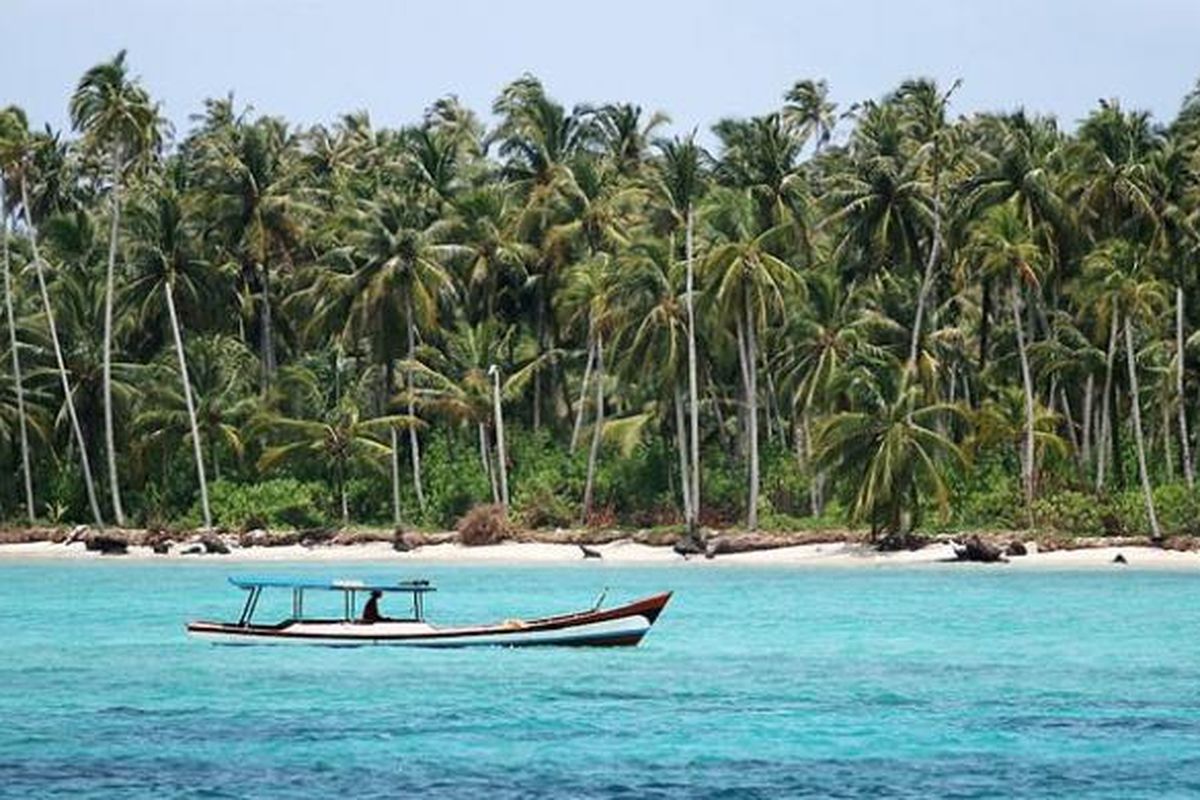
[3,537,1199,569]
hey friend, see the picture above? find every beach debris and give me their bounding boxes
[1113,553,1128,564]
[875,530,926,551]
[65,525,91,545]
[393,531,429,552]
[179,542,206,555]
[239,528,271,547]
[1005,540,1028,557]
[84,534,128,555]
[191,534,230,555]
[953,535,1007,563]
[579,544,602,559]
[299,528,336,547]
[704,532,792,559]
[456,504,514,546]
[151,539,173,555]
[672,531,706,558]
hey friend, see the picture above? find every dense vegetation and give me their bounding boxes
[4,53,1200,540]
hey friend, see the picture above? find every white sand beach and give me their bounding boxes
[3,538,1200,569]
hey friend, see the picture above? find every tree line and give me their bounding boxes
[3,51,1200,539]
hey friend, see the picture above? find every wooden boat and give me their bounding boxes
[186,576,672,648]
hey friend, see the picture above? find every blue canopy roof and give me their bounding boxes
[228,576,436,593]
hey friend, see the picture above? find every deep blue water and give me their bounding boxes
[1,561,1198,798]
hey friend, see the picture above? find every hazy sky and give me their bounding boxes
[5,0,1200,143]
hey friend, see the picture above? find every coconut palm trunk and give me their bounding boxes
[20,178,104,527]
[164,278,211,529]
[101,148,126,525]
[1124,318,1161,540]
[685,206,701,530]
[570,330,595,451]
[674,384,692,520]
[490,365,509,510]
[390,426,401,524]
[1097,313,1119,490]
[479,422,498,503]
[909,158,943,374]
[404,295,425,513]
[259,261,277,389]
[1,182,34,522]
[742,293,760,531]
[1176,286,1194,488]
[336,459,348,524]
[1081,373,1094,469]
[1011,278,1036,525]
[582,334,605,522]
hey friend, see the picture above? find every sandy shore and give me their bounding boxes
[2,538,1199,569]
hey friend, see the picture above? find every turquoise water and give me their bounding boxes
[2,562,1199,798]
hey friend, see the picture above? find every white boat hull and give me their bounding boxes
[187,614,652,647]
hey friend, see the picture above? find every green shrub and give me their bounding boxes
[197,479,329,531]
[1032,490,1115,537]
[1119,483,1200,537]
[1153,484,1200,536]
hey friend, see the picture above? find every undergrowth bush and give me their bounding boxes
[194,479,329,531]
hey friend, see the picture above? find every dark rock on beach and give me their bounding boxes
[1005,540,1028,557]
[954,535,1007,563]
[84,534,128,555]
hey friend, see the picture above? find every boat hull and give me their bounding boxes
[187,592,671,648]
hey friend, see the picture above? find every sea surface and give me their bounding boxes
[1,561,1198,798]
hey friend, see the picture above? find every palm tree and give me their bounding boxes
[559,252,621,521]
[405,320,512,504]
[311,191,461,520]
[653,134,708,532]
[618,237,693,519]
[491,75,593,431]
[892,79,961,374]
[704,188,801,530]
[194,115,307,390]
[1083,241,1166,539]
[124,174,219,528]
[253,399,417,524]
[0,109,104,526]
[783,79,837,153]
[69,50,163,527]
[0,147,34,521]
[966,203,1042,518]
[815,374,967,540]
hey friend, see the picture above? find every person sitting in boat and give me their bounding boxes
[361,590,384,623]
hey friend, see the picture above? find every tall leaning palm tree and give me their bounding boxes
[0,109,104,526]
[69,50,163,526]
[653,134,708,532]
[124,175,214,528]
[0,156,34,521]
